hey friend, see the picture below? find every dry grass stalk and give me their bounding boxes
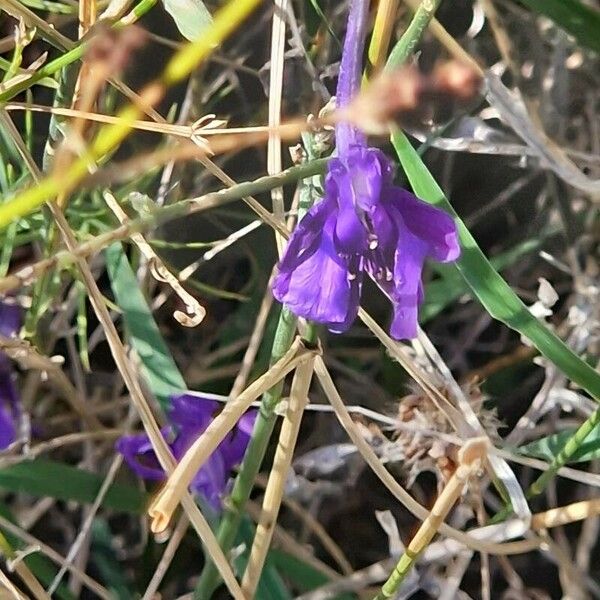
[374,438,488,600]
[103,190,206,326]
[267,0,288,256]
[241,356,316,597]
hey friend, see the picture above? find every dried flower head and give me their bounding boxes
[383,380,500,487]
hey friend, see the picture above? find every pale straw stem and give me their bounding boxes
[373,439,488,600]
[142,514,189,600]
[241,357,315,597]
[313,356,537,556]
[267,0,288,256]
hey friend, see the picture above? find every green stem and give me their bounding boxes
[194,308,297,598]
[385,0,442,70]
[492,406,600,524]
[528,407,600,495]
[195,140,323,598]
[0,159,327,294]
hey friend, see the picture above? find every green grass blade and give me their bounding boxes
[163,0,213,41]
[0,458,146,512]
[516,0,600,54]
[105,242,187,410]
[391,130,600,401]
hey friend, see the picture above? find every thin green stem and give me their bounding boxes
[385,0,442,70]
[195,308,297,598]
[0,159,327,294]
[195,139,323,598]
[492,406,600,524]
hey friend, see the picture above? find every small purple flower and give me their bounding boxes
[0,302,21,450]
[272,0,460,340]
[116,393,256,510]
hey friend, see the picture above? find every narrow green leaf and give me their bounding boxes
[516,0,600,54]
[518,427,600,464]
[0,458,146,512]
[391,130,600,401]
[105,242,186,410]
[162,0,213,41]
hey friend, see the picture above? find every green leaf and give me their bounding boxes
[391,130,600,401]
[105,242,187,410]
[516,0,600,54]
[162,0,213,41]
[518,427,600,464]
[0,458,146,512]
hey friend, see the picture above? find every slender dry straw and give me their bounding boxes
[103,190,206,326]
[241,356,316,597]
[373,439,488,600]
[0,0,262,227]
[267,0,288,256]
[313,355,538,556]
[0,83,246,598]
[148,338,317,533]
[0,514,111,599]
[142,515,190,600]
[0,532,50,600]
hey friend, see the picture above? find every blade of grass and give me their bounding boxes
[0,458,146,512]
[105,242,186,410]
[391,130,600,401]
[516,0,600,54]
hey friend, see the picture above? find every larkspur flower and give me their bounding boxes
[272,0,460,340]
[117,393,256,510]
[0,302,21,449]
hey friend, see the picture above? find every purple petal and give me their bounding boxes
[190,452,228,510]
[273,200,361,332]
[0,302,21,339]
[0,404,16,450]
[168,393,220,432]
[219,409,257,468]
[387,187,460,262]
[116,432,167,481]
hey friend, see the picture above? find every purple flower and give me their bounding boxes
[116,393,256,510]
[0,302,21,450]
[272,0,460,340]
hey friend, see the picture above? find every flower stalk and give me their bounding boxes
[240,355,316,597]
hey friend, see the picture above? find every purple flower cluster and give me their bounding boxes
[272,0,460,339]
[117,393,256,510]
[0,302,21,449]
